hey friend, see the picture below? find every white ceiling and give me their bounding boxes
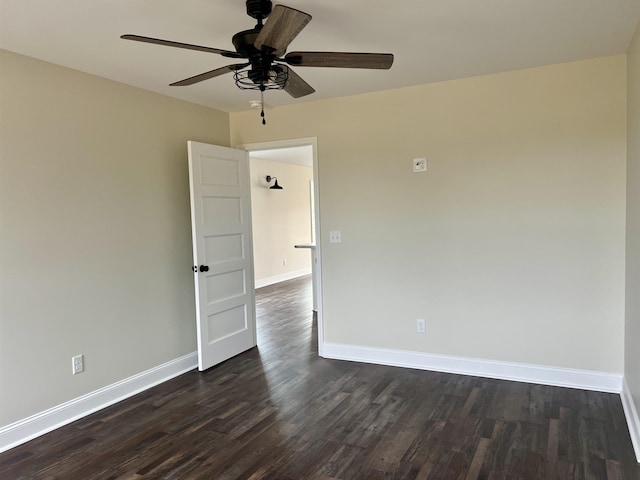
[1,1,639,113]
[250,145,313,167]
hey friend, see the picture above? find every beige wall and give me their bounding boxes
[231,55,627,373]
[249,157,313,285]
[626,23,640,419]
[0,50,230,426]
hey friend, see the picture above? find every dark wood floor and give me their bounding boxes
[2,275,638,479]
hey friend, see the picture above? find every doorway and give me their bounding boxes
[238,138,324,356]
[248,145,314,289]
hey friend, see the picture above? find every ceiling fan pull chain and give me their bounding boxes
[260,86,266,125]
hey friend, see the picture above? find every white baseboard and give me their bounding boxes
[0,352,197,453]
[322,343,623,393]
[622,378,640,462]
[255,268,311,289]
[2,345,634,460]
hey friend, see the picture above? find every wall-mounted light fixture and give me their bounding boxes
[266,175,283,190]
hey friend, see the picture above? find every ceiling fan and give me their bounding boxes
[121,0,394,123]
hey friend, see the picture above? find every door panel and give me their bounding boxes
[206,270,245,302]
[188,141,256,371]
[205,234,244,264]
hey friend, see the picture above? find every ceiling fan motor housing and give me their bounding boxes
[246,0,272,20]
[232,29,260,56]
[232,28,276,85]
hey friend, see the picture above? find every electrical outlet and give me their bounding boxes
[413,158,427,173]
[283,258,287,267]
[329,230,342,243]
[416,319,426,334]
[72,354,84,375]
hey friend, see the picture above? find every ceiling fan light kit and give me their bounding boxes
[121,0,394,125]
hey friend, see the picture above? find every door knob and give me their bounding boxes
[199,265,209,272]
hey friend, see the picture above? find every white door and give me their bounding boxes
[188,141,256,371]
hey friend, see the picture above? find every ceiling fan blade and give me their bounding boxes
[170,64,248,86]
[283,67,315,98]
[254,5,312,56]
[121,34,243,58]
[285,52,394,69]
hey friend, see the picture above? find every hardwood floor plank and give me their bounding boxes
[546,417,560,479]
[1,275,638,479]
[465,437,490,480]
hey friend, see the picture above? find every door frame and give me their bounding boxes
[236,137,324,356]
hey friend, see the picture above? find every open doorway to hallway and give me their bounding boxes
[248,146,314,289]
[240,137,324,356]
